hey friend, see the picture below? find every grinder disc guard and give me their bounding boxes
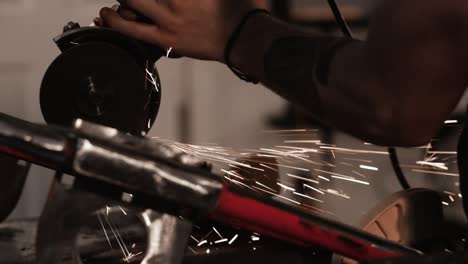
[40,26,163,135]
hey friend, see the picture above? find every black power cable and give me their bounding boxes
[388,147,411,189]
[325,0,410,190]
[326,0,352,37]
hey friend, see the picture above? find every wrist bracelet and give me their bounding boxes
[224,9,270,84]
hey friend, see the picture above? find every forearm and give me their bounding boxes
[229,2,468,147]
[100,0,468,146]
[229,14,328,113]
[229,14,397,144]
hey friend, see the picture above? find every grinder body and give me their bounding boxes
[40,23,165,135]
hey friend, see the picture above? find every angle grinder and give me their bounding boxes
[40,22,165,135]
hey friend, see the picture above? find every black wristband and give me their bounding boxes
[224,9,270,84]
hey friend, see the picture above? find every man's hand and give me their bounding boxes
[100,0,260,61]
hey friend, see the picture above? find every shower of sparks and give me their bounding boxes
[97,212,113,249]
[229,234,239,245]
[352,170,367,178]
[318,176,330,182]
[345,158,373,163]
[340,162,353,167]
[319,146,389,155]
[284,140,321,144]
[286,173,319,184]
[190,235,200,243]
[166,47,173,57]
[122,124,463,256]
[277,182,296,191]
[416,161,448,170]
[255,181,278,192]
[274,194,301,205]
[445,120,458,124]
[427,151,457,155]
[263,129,318,133]
[315,169,362,180]
[260,163,279,171]
[293,192,324,203]
[212,227,223,239]
[227,178,258,192]
[275,146,319,153]
[119,206,127,215]
[444,191,457,196]
[256,154,280,158]
[214,238,228,244]
[221,169,246,180]
[304,184,325,194]
[201,231,213,241]
[331,176,370,186]
[359,165,379,171]
[326,189,351,199]
[412,169,459,177]
[103,212,132,261]
[96,208,144,263]
[188,247,197,254]
[124,252,143,262]
[145,68,159,92]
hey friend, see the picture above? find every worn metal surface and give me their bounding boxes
[0,113,70,166]
[0,217,332,264]
[0,219,36,264]
[36,177,192,264]
[0,114,223,217]
[0,154,30,222]
[71,119,219,215]
[0,114,221,264]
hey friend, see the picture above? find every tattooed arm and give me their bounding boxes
[100,0,468,147]
[229,5,467,147]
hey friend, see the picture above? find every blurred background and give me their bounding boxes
[0,0,466,227]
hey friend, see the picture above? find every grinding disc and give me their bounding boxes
[40,41,161,135]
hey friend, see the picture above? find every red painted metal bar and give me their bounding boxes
[0,114,420,261]
[0,146,56,169]
[209,186,419,261]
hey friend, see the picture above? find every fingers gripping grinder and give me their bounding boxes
[38,22,193,264]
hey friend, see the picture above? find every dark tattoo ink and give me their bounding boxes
[263,36,355,109]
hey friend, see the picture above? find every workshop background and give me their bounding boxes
[0,0,466,226]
